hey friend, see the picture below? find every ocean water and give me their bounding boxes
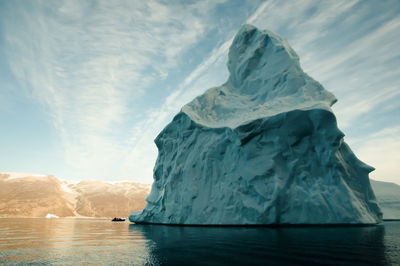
[0,218,399,265]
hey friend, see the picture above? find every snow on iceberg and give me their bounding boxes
[130,24,382,225]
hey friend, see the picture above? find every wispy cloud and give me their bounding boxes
[2,0,231,181]
[349,126,400,184]
[2,0,399,185]
[119,37,233,181]
[247,0,400,129]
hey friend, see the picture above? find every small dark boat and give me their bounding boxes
[111,217,126,222]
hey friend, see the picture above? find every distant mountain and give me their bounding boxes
[371,180,400,220]
[73,180,150,218]
[0,173,75,217]
[0,173,150,218]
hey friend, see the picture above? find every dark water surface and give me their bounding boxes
[0,218,399,265]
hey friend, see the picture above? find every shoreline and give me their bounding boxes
[0,216,116,220]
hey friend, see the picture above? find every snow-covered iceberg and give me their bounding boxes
[130,25,382,225]
[45,213,59,219]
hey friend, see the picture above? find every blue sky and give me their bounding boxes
[0,0,399,184]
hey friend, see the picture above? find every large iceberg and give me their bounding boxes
[130,25,382,225]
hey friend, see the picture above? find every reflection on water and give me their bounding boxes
[0,218,151,265]
[131,224,395,265]
[1,218,399,265]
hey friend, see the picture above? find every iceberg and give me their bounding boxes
[45,213,59,219]
[130,25,382,225]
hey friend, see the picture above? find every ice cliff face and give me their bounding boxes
[130,25,382,225]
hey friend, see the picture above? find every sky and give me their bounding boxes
[0,0,399,185]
